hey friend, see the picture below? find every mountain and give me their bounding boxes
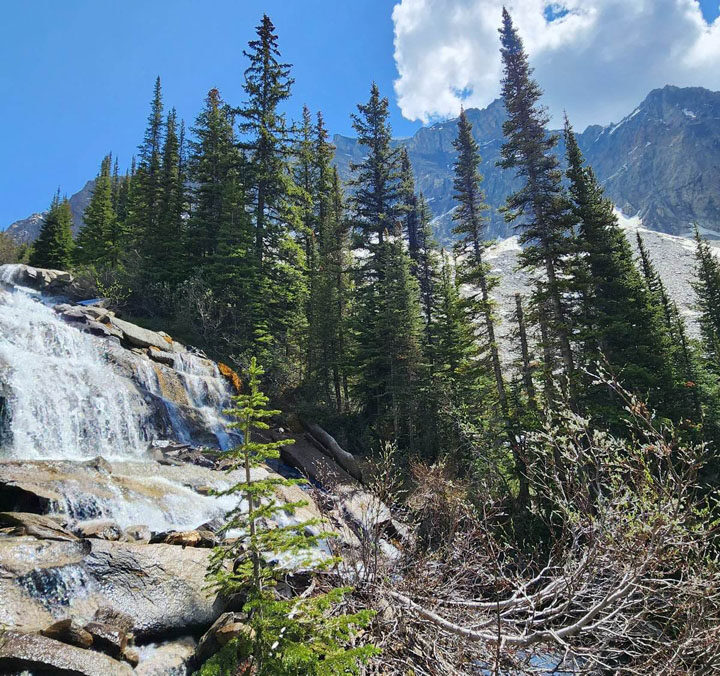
[335,85,720,241]
[6,86,719,244]
[5,180,94,243]
[486,212,719,364]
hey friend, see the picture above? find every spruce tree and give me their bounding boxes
[692,228,720,370]
[349,84,424,444]
[452,108,509,422]
[144,108,186,284]
[635,232,700,422]
[304,113,352,411]
[398,148,419,257]
[187,87,248,289]
[131,77,165,250]
[75,154,117,266]
[498,9,576,394]
[206,358,376,674]
[238,14,296,265]
[564,120,677,421]
[30,191,75,270]
[236,15,306,375]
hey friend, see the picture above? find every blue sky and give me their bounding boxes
[1,1,719,227]
[0,0,419,226]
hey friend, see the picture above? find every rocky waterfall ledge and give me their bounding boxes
[0,265,402,675]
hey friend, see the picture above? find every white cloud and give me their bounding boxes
[392,0,720,129]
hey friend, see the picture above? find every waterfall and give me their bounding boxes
[0,264,233,461]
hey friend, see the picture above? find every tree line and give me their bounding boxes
[27,11,720,505]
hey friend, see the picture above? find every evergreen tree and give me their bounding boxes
[415,196,439,336]
[398,148,419,258]
[206,358,376,674]
[452,108,509,422]
[75,154,116,266]
[349,84,424,444]
[304,113,352,411]
[498,9,576,395]
[131,77,165,250]
[635,232,701,421]
[144,108,186,284]
[564,120,678,421]
[427,251,489,456]
[30,191,75,270]
[692,228,720,370]
[238,14,296,265]
[451,107,526,501]
[236,15,306,375]
[187,88,246,274]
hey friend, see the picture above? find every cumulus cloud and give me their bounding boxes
[392,0,720,129]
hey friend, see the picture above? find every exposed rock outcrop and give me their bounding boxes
[0,630,134,675]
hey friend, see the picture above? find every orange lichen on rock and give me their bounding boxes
[218,362,242,393]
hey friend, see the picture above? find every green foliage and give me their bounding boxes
[76,154,117,266]
[498,8,576,391]
[349,84,425,447]
[30,191,74,270]
[205,358,376,674]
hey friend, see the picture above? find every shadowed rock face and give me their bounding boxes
[334,85,720,242]
[0,630,134,675]
[7,87,719,245]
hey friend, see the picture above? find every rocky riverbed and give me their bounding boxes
[0,265,399,674]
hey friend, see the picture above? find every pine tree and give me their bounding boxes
[131,77,165,250]
[692,228,720,370]
[349,84,424,444]
[236,15,306,375]
[206,358,376,674]
[187,86,250,315]
[75,154,116,266]
[30,191,75,270]
[564,120,678,421]
[498,9,576,395]
[143,108,186,284]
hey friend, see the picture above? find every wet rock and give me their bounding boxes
[195,612,250,665]
[281,438,396,541]
[82,305,114,321]
[0,630,134,675]
[148,345,175,367]
[135,637,197,676]
[159,529,218,548]
[41,617,94,649]
[84,539,224,639]
[84,620,129,659]
[0,511,78,541]
[0,535,224,639]
[93,605,135,633]
[74,519,122,541]
[123,524,151,542]
[109,316,172,351]
[80,455,112,473]
[122,645,140,667]
[84,318,123,340]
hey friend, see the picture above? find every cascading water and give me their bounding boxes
[0,264,234,461]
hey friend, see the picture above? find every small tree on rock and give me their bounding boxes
[205,357,377,675]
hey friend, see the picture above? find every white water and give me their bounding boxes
[0,264,234,461]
